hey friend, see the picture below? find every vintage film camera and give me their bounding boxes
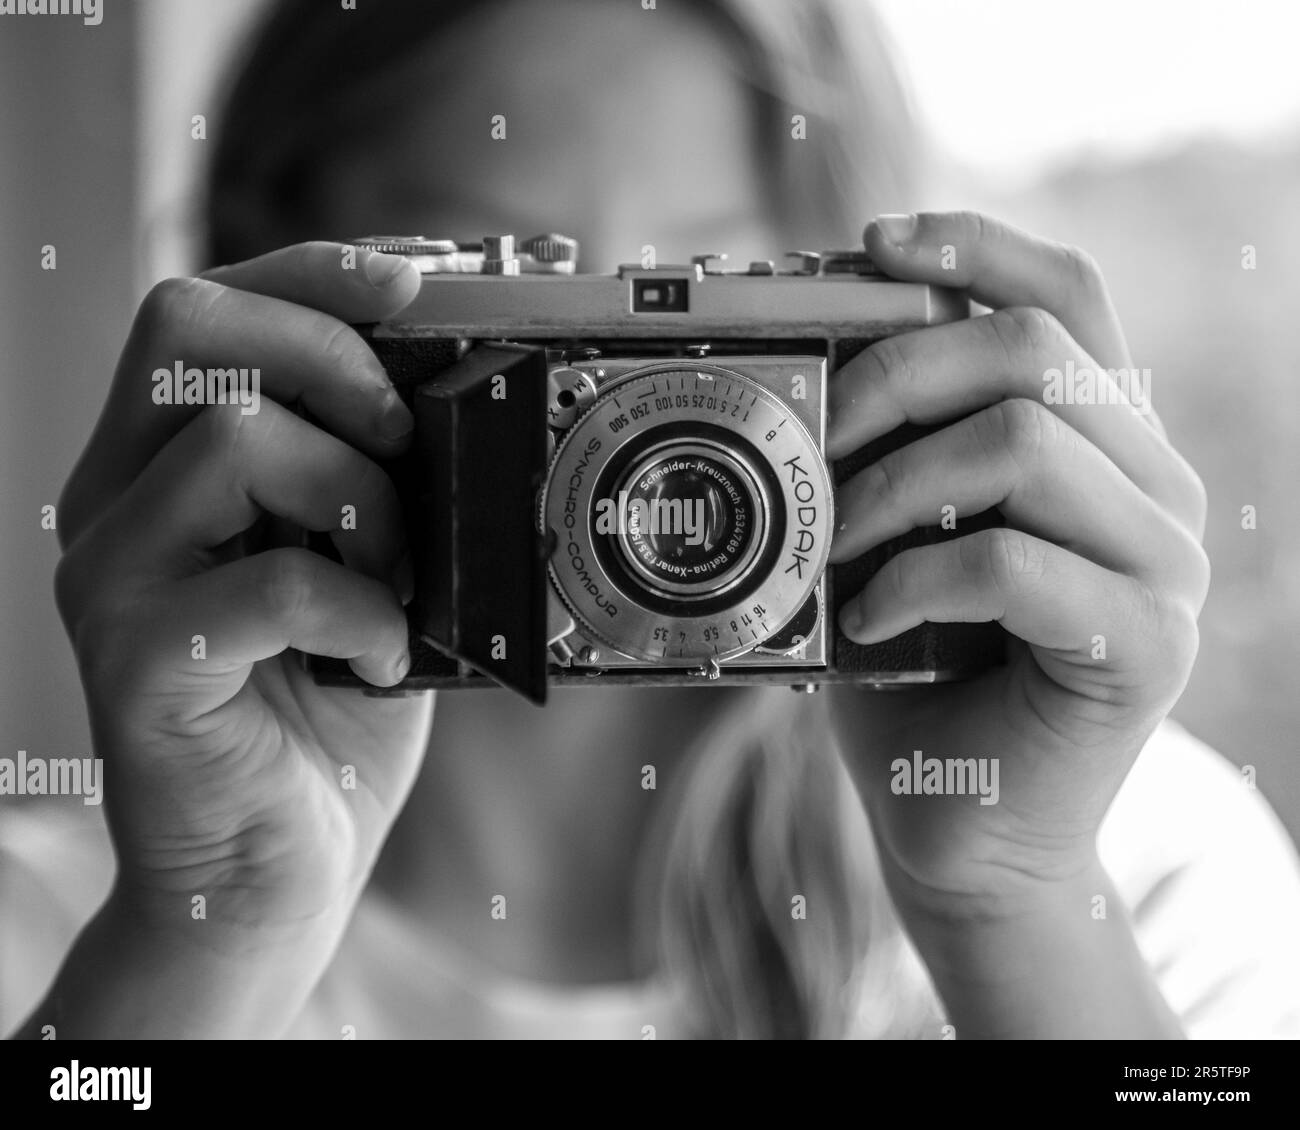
[306,234,1005,703]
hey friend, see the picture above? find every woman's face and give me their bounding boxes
[313,0,778,271]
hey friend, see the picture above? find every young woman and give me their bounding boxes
[10,0,1300,1039]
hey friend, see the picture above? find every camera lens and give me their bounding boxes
[611,441,768,600]
[626,455,741,578]
[542,361,831,667]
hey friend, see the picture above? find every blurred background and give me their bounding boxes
[2,0,1298,847]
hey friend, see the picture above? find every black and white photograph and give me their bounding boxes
[2,0,1298,1097]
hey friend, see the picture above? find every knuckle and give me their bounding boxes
[137,276,220,339]
[1189,470,1208,520]
[56,571,144,696]
[196,400,253,455]
[55,475,86,552]
[276,240,340,287]
[884,551,920,606]
[53,550,87,633]
[293,240,337,269]
[986,397,1057,466]
[1186,539,1212,611]
[1154,594,1201,681]
[258,549,319,626]
[338,451,399,528]
[863,451,905,508]
[950,209,990,247]
[1195,551,1211,611]
[317,318,364,368]
[988,305,1065,366]
[1170,603,1202,671]
[1181,463,1209,535]
[1057,242,1106,298]
[965,527,1038,595]
[352,453,397,510]
[864,334,918,394]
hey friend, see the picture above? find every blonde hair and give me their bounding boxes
[641,1,932,1040]
[638,688,937,1038]
[209,0,929,1038]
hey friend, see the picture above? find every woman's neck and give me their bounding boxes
[370,684,734,985]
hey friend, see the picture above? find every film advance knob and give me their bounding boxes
[521,233,580,273]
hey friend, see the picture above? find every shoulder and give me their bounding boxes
[0,801,115,1035]
[1099,718,1300,1038]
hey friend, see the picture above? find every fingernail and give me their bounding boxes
[393,552,414,606]
[364,251,409,287]
[839,602,864,638]
[825,403,843,447]
[393,651,411,682]
[873,213,917,247]
[378,386,414,442]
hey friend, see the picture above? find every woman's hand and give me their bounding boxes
[40,242,434,1036]
[825,213,1208,1034]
